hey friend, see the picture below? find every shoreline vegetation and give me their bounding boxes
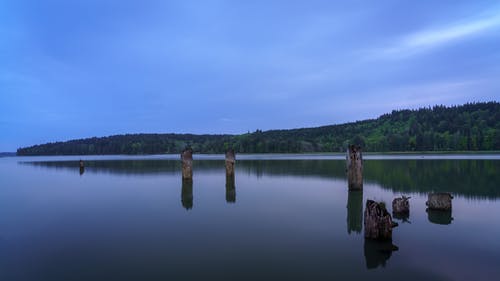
[17,102,500,156]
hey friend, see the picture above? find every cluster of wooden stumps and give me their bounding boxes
[345,145,454,268]
[180,148,236,209]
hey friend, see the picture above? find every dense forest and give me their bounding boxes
[17,102,500,155]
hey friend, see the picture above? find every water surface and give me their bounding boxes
[1,155,499,280]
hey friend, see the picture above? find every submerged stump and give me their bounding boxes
[364,200,396,240]
[392,196,410,214]
[181,147,193,181]
[346,145,363,190]
[426,193,453,210]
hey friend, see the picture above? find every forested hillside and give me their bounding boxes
[17,102,500,155]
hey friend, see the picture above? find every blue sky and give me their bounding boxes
[1,0,499,151]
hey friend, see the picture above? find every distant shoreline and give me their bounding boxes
[10,152,500,162]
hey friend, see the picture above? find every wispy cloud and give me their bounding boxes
[370,10,500,59]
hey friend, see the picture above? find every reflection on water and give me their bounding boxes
[426,209,453,225]
[79,166,85,175]
[181,180,193,210]
[364,239,399,269]
[2,156,499,280]
[22,158,500,199]
[226,175,236,203]
[392,212,410,224]
[346,190,363,234]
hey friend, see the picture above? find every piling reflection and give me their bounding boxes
[181,180,193,210]
[364,239,398,269]
[23,159,500,199]
[346,190,363,234]
[79,160,85,175]
[392,212,410,223]
[225,174,236,203]
[426,209,453,225]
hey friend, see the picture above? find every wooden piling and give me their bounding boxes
[346,145,363,190]
[225,149,235,177]
[181,147,193,181]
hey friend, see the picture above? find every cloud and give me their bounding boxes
[369,10,500,59]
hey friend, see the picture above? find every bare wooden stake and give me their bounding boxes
[225,149,235,177]
[346,144,363,190]
[181,147,193,181]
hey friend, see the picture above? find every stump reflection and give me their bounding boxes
[364,239,398,269]
[181,180,193,210]
[426,209,453,225]
[225,174,236,203]
[347,190,363,234]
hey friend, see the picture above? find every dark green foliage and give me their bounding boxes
[17,102,500,155]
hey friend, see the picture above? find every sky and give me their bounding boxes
[1,0,499,151]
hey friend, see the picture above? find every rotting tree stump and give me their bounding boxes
[346,145,363,190]
[181,147,193,181]
[426,193,453,211]
[392,196,410,214]
[364,200,397,240]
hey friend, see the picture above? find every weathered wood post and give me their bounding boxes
[426,193,453,210]
[181,147,193,181]
[181,180,193,210]
[79,160,85,175]
[346,145,363,190]
[347,190,363,234]
[364,200,397,240]
[225,149,236,203]
[225,149,235,177]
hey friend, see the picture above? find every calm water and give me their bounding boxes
[1,155,499,281]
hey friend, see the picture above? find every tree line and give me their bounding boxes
[17,102,500,155]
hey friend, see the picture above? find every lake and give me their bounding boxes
[1,154,499,281]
